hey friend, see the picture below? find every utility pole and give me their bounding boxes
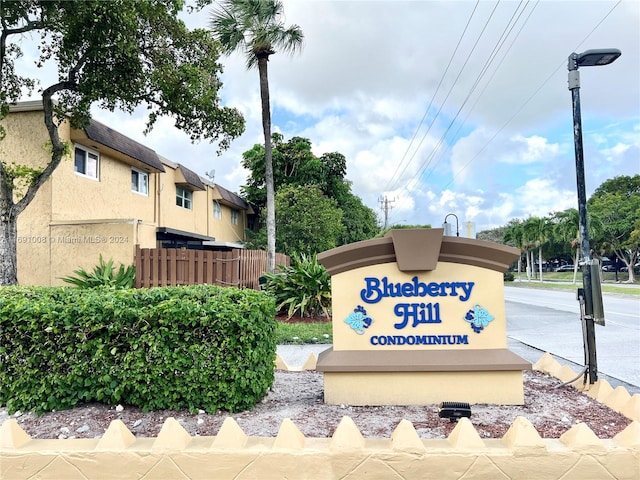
[567,48,619,384]
[379,196,395,230]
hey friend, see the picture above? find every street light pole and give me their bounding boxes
[567,48,621,384]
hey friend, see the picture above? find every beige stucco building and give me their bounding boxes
[1,101,254,286]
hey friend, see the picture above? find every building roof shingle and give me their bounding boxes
[215,184,249,210]
[84,120,165,172]
[177,164,206,191]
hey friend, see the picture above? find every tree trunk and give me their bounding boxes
[0,92,67,285]
[0,200,18,285]
[0,156,18,284]
[257,55,276,273]
[538,247,543,283]
[612,248,637,284]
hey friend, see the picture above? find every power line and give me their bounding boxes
[405,0,527,194]
[383,0,481,194]
[403,1,502,189]
[424,0,539,187]
[389,0,621,208]
[438,0,622,192]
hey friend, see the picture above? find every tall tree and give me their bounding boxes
[523,216,552,282]
[503,219,526,281]
[274,184,344,256]
[0,0,245,285]
[241,134,379,250]
[589,174,640,282]
[552,209,580,283]
[337,193,380,246]
[210,0,303,273]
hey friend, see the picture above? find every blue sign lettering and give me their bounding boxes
[360,276,474,304]
[370,334,469,346]
[393,302,442,329]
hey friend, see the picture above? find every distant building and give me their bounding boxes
[2,101,255,286]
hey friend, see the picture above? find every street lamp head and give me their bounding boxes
[569,48,621,70]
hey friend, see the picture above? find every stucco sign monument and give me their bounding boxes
[316,228,531,405]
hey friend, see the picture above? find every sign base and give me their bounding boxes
[317,347,531,405]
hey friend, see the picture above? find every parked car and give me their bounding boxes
[555,265,575,272]
[620,263,640,273]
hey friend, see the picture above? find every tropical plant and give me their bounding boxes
[61,255,136,289]
[552,209,580,283]
[503,219,526,281]
[0,0,244,285]
[523,216,552,282]
[261,253,331,319]
[210,0,304,273]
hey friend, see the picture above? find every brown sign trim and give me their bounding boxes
[318,229,520,275]
[317,347,532,373]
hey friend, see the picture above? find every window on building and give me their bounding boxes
[213,201,222,219]
[131,168,149,195]
[176,186,192,209]
[231,209,238,225]
[74,145,99,179]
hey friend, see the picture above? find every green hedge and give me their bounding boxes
[0,285,276,415]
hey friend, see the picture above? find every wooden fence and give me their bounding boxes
[134,246,289,289]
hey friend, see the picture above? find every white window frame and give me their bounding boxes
[74,145,99,180]
[131,168,149,196]
[176,186,192,209]
[231,209,238,225]
[213,201,222,220]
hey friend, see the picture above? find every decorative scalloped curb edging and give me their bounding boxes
[533,352,640,422]
[1,353,638,480]
[1,415,638,479]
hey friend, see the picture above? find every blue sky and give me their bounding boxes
[16,0,640,234]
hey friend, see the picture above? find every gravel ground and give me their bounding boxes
[1,369,631,440]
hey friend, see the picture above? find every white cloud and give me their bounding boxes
[515,179,576,218]
[507,135,560,164]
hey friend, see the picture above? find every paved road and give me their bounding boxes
[505,285,640,393]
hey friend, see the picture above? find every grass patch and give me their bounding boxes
[275,321,332,345]
[506,279,639,295]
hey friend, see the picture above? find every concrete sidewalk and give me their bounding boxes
[276,344,330,370]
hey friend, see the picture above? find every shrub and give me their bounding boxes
[0,285,276,414]
[262,253,331,318]
[60,255,136,288]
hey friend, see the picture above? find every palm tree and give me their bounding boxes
[525,216,552,282]
[553,209,580,283]
[513,219,534,281]
[553,208,606,283]
[210,0,303,272]
[503,219,526,281]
